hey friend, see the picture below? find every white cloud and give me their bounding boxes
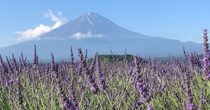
[43,36,64,40]
[71,31,104,40]
[16,9,68,42]
[58,12,62,16]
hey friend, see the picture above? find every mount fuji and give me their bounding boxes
[40,12,147,39]
[0,12,203,62]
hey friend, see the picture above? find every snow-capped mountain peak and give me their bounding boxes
[37,12,146,39]
[80,12,96,26]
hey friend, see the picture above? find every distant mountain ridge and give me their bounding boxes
[0,12,203,62]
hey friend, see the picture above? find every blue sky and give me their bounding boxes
[0,0,210,47]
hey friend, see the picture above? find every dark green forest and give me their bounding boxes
[42,53,203,66]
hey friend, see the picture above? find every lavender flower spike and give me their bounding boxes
[70,46,74,66]
[133,56,151,106]
[202,29,210,80]
[96,52,106,90]
[198,87,204,110]
[78,48,84,75]
[51,52,55,72]
[12,53,19,74]
[16,78,26,110]
[57,77,75,109]
[0,54,8,73]
[33,44,38,69]
[182,72,195,110]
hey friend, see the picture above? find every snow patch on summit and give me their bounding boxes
[80,13,95,26]
[87,13,94,27]
[87,18,94,26]
[81,17,85,21]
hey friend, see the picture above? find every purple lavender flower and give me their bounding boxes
[129,67,133,76]
[202,29,210,80]
[95,52,106,90]
[79,50,99,94]
[80,49,88,75]
[45,64,49,73]
[0,54,8,73]
[26,60,30,73]
[11,54,19,74]
[133,56,140,79]
[20,52,26,70]
[147,106,154,110]
[70,46,74,66]
[183,46,189,61]
[68,84,78,109]
[16,78,25,110]
[182,72,195,110]
[78,48,84,75]
[33,44,38,69]
[37,66,42,80]
[8,79,14,86]
[6,56,13,74]
[199,87,204,110]
[51,52,55,72]
[192,51,202,68]
[57,76,75,109]
[133,56,151,106]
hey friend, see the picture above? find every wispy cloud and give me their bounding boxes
[16,9,68,42]
[43,36,64,40]
[58,12,62,16]
[70,31,104,40]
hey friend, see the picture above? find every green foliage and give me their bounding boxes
[87,54,145,65]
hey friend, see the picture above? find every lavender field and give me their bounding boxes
[0,29,210,110]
